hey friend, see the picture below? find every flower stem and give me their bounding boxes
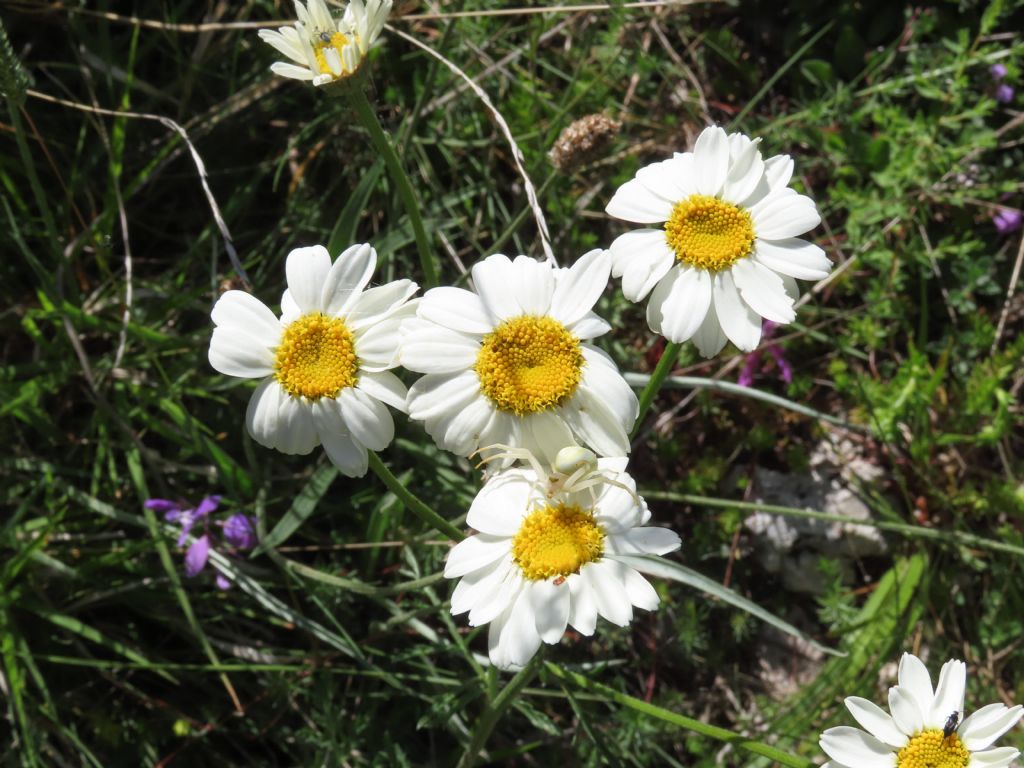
[457,658,540,768]
[367,452,463,541]
[630,340,681,439]
[344,79,438,288]
[546,664,814,768]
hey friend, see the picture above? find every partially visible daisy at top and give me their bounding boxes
[208,243,417,478]
[401,251,638,465]
[605,125,831,357]
[257,0,392,87]
[820,651,1022,768]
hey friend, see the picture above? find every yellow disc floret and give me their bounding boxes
[274,313,358,400]
[474,315,583,416]
[313,31,355,76]
[896,730,970,768]
[664,193,755,272]
[512,503,605,581]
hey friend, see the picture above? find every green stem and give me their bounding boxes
[457,659,540,768]
[630,340,681,439]
[546,664,813,768]
[368,452,463,541]
[344,78,438,288]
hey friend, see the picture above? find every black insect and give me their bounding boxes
[318,31,333,43]
[943,711,961,739]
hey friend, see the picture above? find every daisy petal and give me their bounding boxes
[567,572,598,635]
[693,125,730,197]
[929,659,966,728]
[961,704,1024,752]
[208,327,274,378]
[444,535,511,579]
[530,580,570,644]
[609,229,676,302]
[622,568,659,611]
[320,431,368,477]
[712,271,762,351]
[897,653,935,716]
[274,395,319,455]
[357,370,407,411]
[510,255,556,316]
[819,726,897,767]
[844,697,908,749]
[550,249,611,326]
[691,299,728,358]
[753,238,832,280]
[245,378,283,449]
[472,254,521,322]
[211,290,282,338]
[967,747,1020,767]
[751,191,820,240]
[584,560,633,627]
[889,686,925,737]
[658,267,713,343]
[731,258,795,324]
[338,388,393,451]
[322,242,377,317]
[605,178,674,224]
[418,286,493,334]
[286,245,332,313]
[270,62,315,81]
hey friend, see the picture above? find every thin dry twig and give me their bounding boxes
[991,227,1024,354]
[25,88,249,289]
[387,24,556,265]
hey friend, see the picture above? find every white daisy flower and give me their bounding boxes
[257,0,392,87]
[444,446,681,670]
[820,652,1023,768]
[401,250,638,464]
[208,243,417,478]
[605,124,831,357]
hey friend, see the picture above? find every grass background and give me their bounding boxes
[2,0,1023,765]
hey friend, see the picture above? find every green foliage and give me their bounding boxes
[2,0,1023,766]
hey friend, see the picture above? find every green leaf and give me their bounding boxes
[612,554,842,657]
[253,463,338,556]
[327,157,385,256]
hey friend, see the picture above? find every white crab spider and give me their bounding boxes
[474,444,642,507]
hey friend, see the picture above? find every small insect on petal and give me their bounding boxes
[553,446,598,476]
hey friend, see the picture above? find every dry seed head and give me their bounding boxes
[548,114,621,173]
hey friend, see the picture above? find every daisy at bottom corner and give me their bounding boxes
[820,651,1023,768]
[443,446,680,671]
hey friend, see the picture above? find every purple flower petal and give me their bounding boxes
[994,209,1023,235]
[991,63,1008,81]
[184,535,211,577]
[194,495,222,519]
[145,499,181,513]
[996,83,1015,103]
[223,514,257,550]
[769,345,794,383]
[737,351,761,388]
[215,573,233,590]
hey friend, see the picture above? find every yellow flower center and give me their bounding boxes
[511,503,605,581]
[273,313,358,400]
[896,730,969,768]
[474,315,583,416]
[664,194,755,272]
[313,31,356,76]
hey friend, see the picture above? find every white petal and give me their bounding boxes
[490,587,542,669]
[530,580,570,644]
[208,327,274,378]
[568,311,612,340]
[355,310,413,372]
[320,430,368,477]
[722,134,765,205]
[245,378,282,449]
[346,282,418,331]
[690,292,728,358]
[521,412,578,466]
[580,345,638,431]
[270,61,315,81]
[764,154,794,191]
[753,238,832,280]
[968,747,1020,767]
[337,387,393,451]
[897,653,935,716]
[273,395,319,455]
[693,125,730,197]
[321,243,376,317]
[961,704,1024,752]
[418,286,493,334]
[929,659,966,728]
[844,697,908,749]
[550,249,610,326]
[658,267,713,343]
[751,190,820,240]
[398,321,479,374]
[567,572,598,635]
[711,271,762,351]
[286,245,332,313]
[471,254,521,322]
[635,154,696,202]
[406,371,480,421]
[610,229,677,303]
[731,259,795,324]
[440,396,495,456]
[444,535,511,578]
[356,370,407,411]
[467,472,532,536]
[563,386,631,457]
[450,557,508,616]
[819,727,897,767]
[622,568,659,611]
[471,566,522,626]
[211,290,282,338]
[584,560,633,627]
[258,28,307,64]
[280,289,301,324]
[888,686,925,737]
[509,255,555,316]
[605,178,673,224]
[614,527,681,556]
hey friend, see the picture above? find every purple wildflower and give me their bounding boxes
[184,534,211,577]
[737,321,792,387]
[994,209,1023,235]
[155,495,221,546]
[991,63,1008,81]
[215,573,233,591]
[996,84,1015,103]
[222,514,257,550]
